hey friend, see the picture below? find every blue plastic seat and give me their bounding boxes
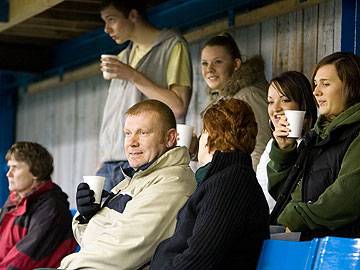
[257,236,360,270]
[257,238,318,270]
[70,208,77,217]
[312,237,360,269]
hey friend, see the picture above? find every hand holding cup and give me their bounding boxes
[76,176,105,223]
[284,110,306,138]
[100,54,119,80]
[272,111,304,150]
[83,175,105,204]
[176,124,194,149]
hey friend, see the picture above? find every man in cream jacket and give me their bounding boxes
[60,100,195,269]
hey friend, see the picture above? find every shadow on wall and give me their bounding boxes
[0,80,16,207]
[0,164,9,207]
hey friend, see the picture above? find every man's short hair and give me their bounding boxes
[202,97,258,154]
[126,99,176,133]
[101,0,147,18]
[5,141,54,182]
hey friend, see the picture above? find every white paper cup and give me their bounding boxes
[284,110,306,138]
[100,54,118,80]
[83,176,105,204]
[176,124,193,148]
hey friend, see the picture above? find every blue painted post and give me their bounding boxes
[0,0,9,22]
[0,73,16,206]
[227,9,235,28]
[356,0,360,56]
[341,0,360,54]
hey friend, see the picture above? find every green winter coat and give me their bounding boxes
[267,102,360,232]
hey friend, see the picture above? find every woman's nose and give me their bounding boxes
[207,62,215,71]
[313,85,321,96]
[272,100,282,112]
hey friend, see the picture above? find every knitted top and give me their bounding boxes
[150,150,269,270]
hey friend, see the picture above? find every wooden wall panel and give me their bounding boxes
[233,25,261,61]
[317,0,336,59]
[272,0,340,78]
[246,24,262,58]
[303,4,319,78]
[16,76,108,207]
[260,18,275,81]
[334,0,342,52]
[52,86,77,203]
[287,10,304,72]
[16,90,55,147]
[186,42,208,135]
[234,27,249,58]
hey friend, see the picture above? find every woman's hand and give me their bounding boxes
[273,115,297,150]
[188,133,199,161]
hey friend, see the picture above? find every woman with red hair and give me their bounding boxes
[150,98,269,270]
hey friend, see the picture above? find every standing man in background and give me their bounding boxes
[98,0,192,191]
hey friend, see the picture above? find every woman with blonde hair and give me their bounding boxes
[200,33,271,169]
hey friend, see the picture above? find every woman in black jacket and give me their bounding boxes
[150,98,269,270]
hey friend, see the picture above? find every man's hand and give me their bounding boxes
[76,183,100,223]
[100,57,136,82]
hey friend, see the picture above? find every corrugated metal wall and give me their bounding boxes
[15,0,341,207]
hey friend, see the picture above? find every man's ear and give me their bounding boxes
[128,9,140,23]
[166,128,178,148]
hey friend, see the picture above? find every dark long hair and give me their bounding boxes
[270,71,318,133]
